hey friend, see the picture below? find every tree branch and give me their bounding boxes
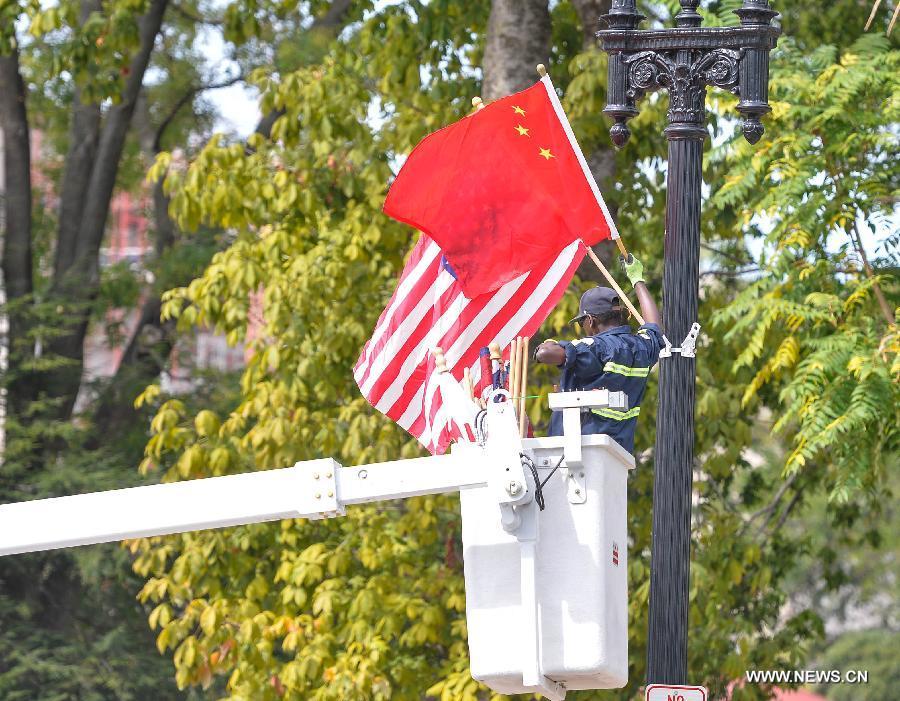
[71,0,171,270]
[88,297,177,446]
[850,219,895,327]
[311,0,353,30]
[153,71,245,151]
[740,471,800,535]
[169,2,222,25]
[90,86,181,440]
[251,0,356,138]
[767,489,803,536]
[700,241,755,267]
[700,267,761,278]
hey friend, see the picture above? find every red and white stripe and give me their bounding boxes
[355,235,586,454]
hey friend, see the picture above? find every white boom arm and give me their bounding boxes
[0,388,572,557]
[0,454,492,557]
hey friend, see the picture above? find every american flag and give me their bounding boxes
[354,235,586,454]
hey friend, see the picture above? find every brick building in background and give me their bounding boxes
[0,129,245,409]
[86,186,246,398]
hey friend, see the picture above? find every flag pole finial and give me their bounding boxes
[536,64,547,78]
[471,96,484,111]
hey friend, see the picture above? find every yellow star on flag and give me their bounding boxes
[538,147,555,160]
[512,105,526,116]
[514,124,530,136]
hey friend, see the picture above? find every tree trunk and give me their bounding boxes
[0,51,32,300]
[482,0,552,101]
[54,0,102,281]
[571,0,621,287]
[91,0,358,440]
[0,49,35,416]
[69,0,170,284]
[571,0,614,194]
[87,92,178,443]
[89,296,175,443]
[571,0,608,48]
[44,0,170,420]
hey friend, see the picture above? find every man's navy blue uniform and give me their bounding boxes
[548,322,665,455]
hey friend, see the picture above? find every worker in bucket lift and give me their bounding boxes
[534,254,664,456]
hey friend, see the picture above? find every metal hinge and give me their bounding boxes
[659,322,701,359]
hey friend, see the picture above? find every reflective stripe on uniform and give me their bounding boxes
[591,406,641,421]
[603,361,650,377]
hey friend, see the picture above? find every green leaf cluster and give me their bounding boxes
[711,35,899,501]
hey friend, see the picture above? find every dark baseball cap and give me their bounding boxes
[568,287,623,325]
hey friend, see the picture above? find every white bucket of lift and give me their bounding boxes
[459,433,635,695]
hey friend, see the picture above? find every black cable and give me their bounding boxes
[474,409,488,443]
[520,453,545,511]
[539,454,566,491]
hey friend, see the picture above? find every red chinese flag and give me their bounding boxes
[383,75,618,297]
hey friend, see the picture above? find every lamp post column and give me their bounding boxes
[647,4,707,683]
[598,0,779,687]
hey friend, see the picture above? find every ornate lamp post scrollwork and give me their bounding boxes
[597,0,779,687]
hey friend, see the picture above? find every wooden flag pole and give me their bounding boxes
[584,246,645,326]
[508,338,516,412]
[518,336,530,438]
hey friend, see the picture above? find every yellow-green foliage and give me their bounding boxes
[713,35,899,502]
[130,7,895,701]
[132,4,501,699]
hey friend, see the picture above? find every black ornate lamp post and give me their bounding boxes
[598,0,779,686]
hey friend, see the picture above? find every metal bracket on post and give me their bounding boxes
[561,407,584,468]
[562,467,587,504]
[659,322,701,359]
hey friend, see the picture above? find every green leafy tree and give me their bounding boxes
[711,33,898,502]
[128,4,899,701]
[707,28,899,701]
[815,628,900,701]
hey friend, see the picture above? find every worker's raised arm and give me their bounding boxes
[622,255,661,328]
[634,281,661,327]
